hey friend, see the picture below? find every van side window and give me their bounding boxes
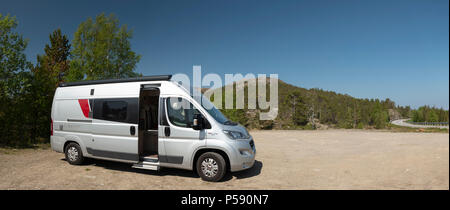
[93,98,138,124]
[101,101,127,121]
[166,97,200,128]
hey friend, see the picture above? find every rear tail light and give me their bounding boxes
[51,119,53,136]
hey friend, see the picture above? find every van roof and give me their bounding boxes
[58,75,172,87]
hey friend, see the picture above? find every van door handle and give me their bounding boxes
[130,126,136,136]
[164,127,170,137]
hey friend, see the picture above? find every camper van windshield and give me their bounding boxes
[193,94,236,125]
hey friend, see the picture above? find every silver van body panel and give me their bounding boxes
[51,80,255,172]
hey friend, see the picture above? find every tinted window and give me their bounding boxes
[93,98,138,124]
[102,101,127,121]
[166,97,200,128]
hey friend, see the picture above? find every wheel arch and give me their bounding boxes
[192,148,231,172]
[62,135,87,155]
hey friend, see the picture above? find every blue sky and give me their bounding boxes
[1,0,448,109]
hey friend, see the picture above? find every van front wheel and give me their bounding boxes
[196,152,226,182]
[65,143,84,165]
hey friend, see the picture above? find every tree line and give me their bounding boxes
[215,80,448,130]
[411,106,449,123]
[0,13,141,147]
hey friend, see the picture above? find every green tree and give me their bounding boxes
[428,110,439,122]
[67,13,141,81]
[369,101,388,129]
[397,105,411,118]
[0,14,32,146]
[40,29,71,85]
[284,91,308,126]
[438,108,449,122]
[412,106,449,123]
[29,29,71,142]
[373,110,388,129]
[0,14,30,97]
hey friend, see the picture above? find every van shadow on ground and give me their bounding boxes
[61,158,262,182]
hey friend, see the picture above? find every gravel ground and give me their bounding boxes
[0,130,448,190]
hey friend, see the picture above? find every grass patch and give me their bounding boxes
[0,143,51,153]
[0,147,21,155]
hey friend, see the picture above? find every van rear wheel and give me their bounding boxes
[65,143,84,165]
[196,152,226,182]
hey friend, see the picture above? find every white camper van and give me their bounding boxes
[50,75,255,182]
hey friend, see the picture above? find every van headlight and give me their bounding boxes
[223,130,246,139]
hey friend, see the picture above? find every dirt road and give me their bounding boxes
[0,130,448,190]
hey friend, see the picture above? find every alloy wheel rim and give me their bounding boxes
[67,147,79,162]
[201,158,219,178]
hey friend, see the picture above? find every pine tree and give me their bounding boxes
[29,29,71,144]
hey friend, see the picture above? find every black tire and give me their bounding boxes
[196,152,226,182]
[65,142,84,165]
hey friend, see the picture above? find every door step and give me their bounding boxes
[140,155,159,163]
[132,161,160,171]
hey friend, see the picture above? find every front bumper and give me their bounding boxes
[230,139,256,172]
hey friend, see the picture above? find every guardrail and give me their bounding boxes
[408,121,449,126]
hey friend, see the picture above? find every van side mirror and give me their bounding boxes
[192,114,205,130]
